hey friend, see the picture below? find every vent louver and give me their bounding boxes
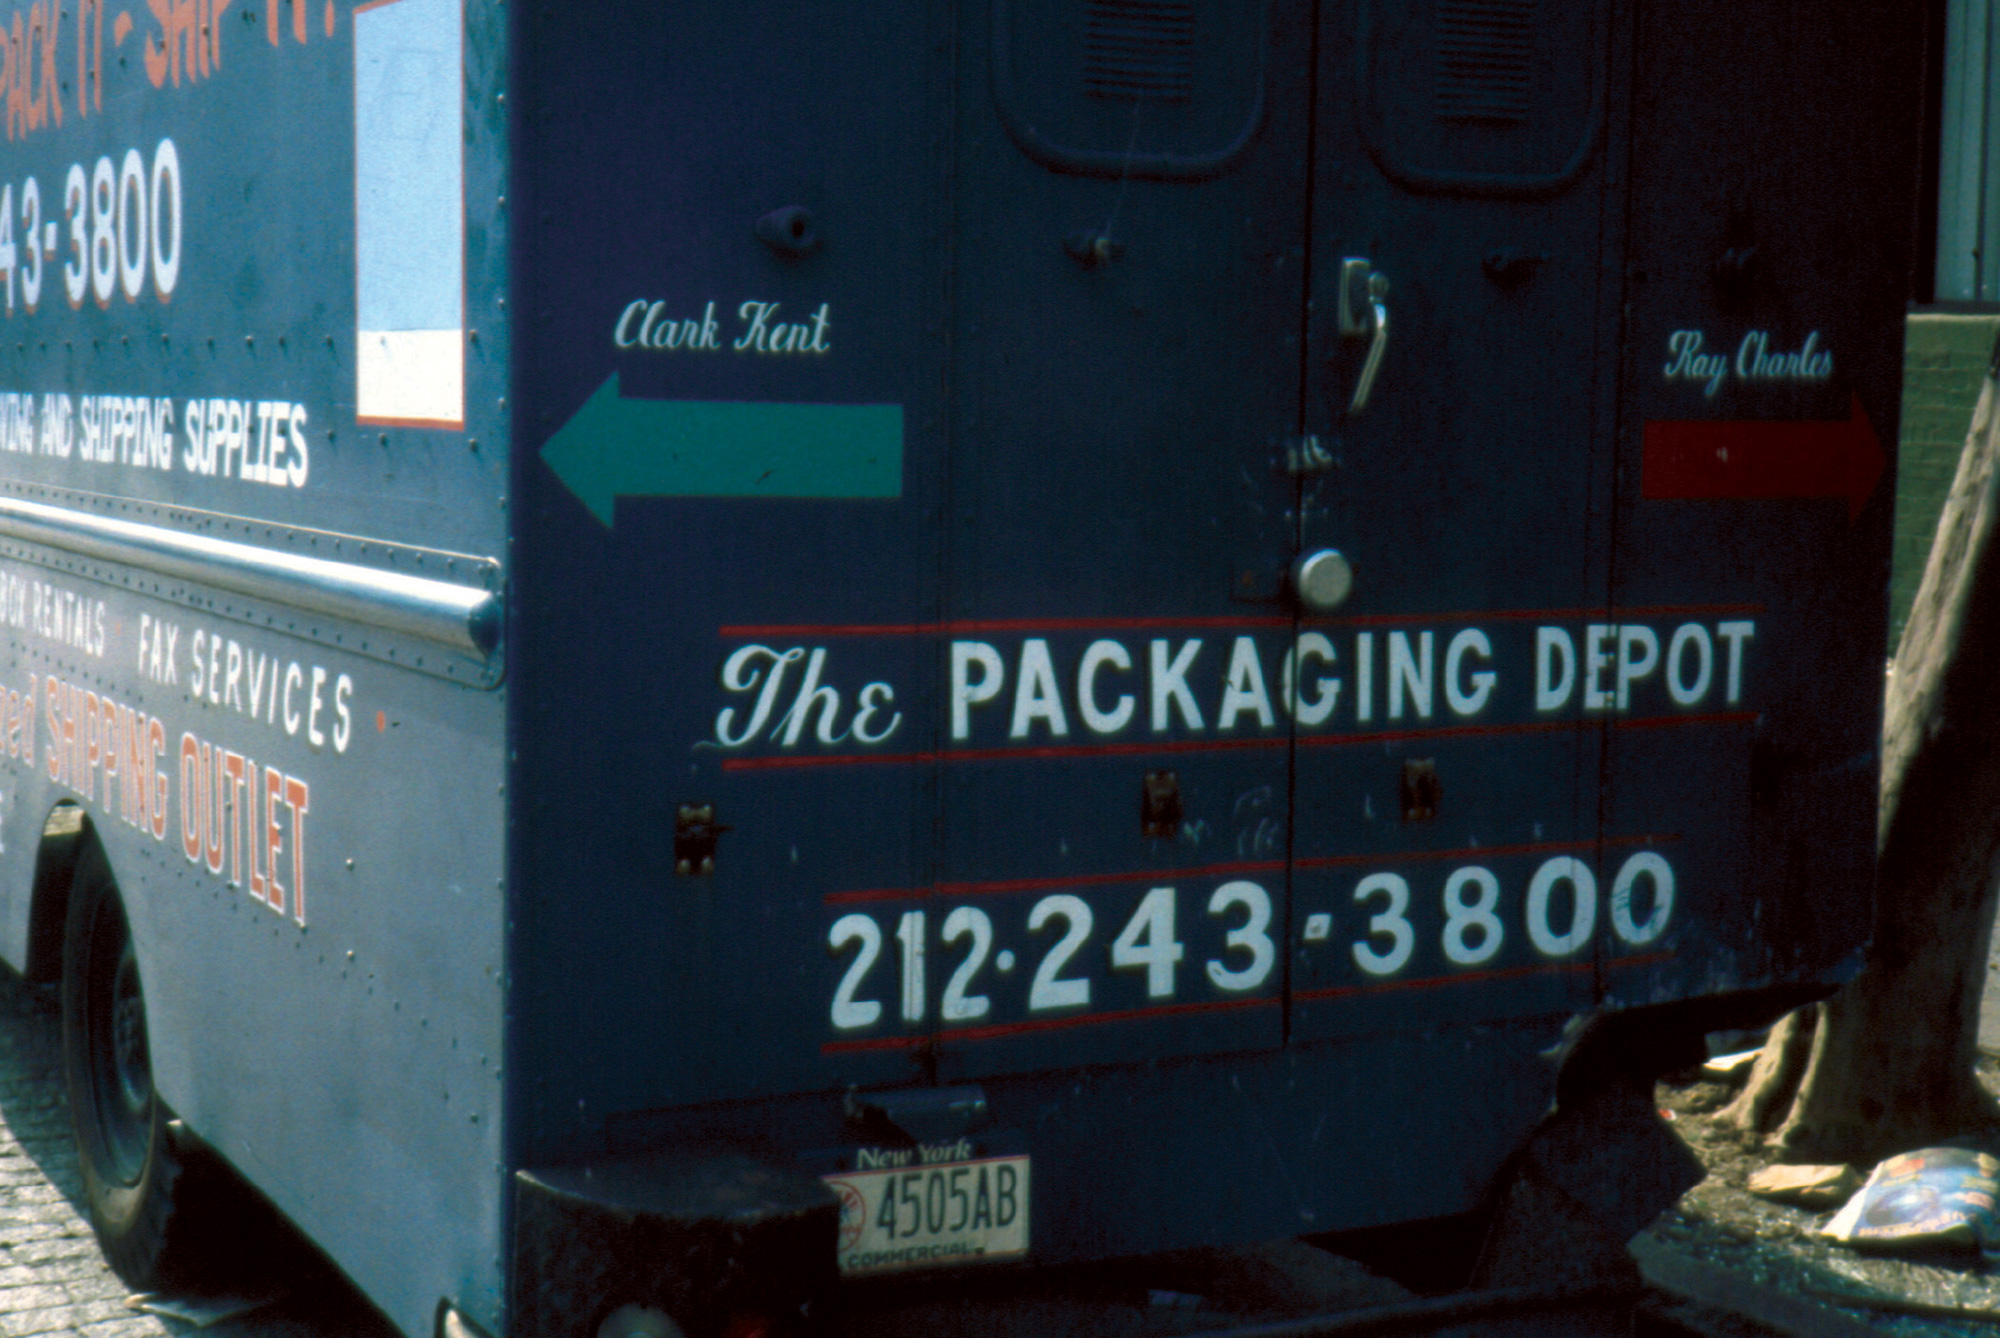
[1435,0,1535,123]
[1085,0,1195,102]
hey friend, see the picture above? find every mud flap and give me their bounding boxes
[1472,1071,1705,1289]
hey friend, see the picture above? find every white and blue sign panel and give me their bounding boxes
[355,0,463,428]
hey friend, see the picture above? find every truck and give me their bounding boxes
[0,1,1927,1336]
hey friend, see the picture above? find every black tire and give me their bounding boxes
[59,841,192,1288]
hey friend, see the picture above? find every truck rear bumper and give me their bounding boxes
[512,1154,837,1338]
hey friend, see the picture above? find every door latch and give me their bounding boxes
[1337,257,1390,414]
[673,803,728,876]
[1141,771,1183,839]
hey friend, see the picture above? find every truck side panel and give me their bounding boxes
[0,1,516,1333]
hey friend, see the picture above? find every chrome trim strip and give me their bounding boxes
[0,497,499,656]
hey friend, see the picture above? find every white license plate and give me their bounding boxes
[822,1155,1030,1275]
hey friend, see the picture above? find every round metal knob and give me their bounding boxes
[1291,549,1353,611]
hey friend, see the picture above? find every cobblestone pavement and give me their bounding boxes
[0,968,397,1338]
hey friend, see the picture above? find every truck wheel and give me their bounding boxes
[60,843,191,1288]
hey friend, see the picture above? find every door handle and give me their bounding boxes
[1337,257,1390,414]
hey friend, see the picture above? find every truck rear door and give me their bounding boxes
[920,0,1313,1080]
[1287,1,1627,1045]
[927,0,1640,1079]
[920,0,1638,1082]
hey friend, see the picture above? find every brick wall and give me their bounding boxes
[1891,314,2000,650]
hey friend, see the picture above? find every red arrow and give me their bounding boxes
[1642,394,1884,522]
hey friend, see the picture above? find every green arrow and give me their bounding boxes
[539,374,904,526]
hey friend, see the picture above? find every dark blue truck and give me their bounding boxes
[0,1,1925,1335]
